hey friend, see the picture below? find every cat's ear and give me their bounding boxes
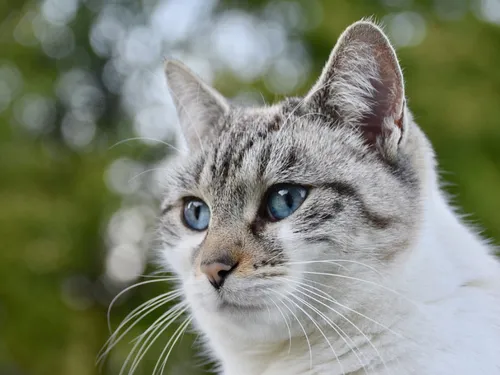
[165,60,229,151]
[305,20,406,159]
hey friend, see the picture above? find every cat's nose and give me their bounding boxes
[200,260,237,289]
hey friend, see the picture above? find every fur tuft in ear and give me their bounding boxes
[165,60,229,151]
[306,20,406,160]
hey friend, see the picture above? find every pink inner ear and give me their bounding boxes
[359,42,405,145]
[360,74,403,145]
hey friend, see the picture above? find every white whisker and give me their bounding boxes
[128,167,169,184]
[275,294,313,369]
[109,137,182,152]
[286,277,392,374]
[288,290,368,375]
[107,277,179,333]
[287,259,383,277]
[290,275,405,340]
[98,291,182,363]
[125,303,188,375]
[267,294,293,355]
[301,271,421,309]
[155,317,193,375]
[274,291,343,373]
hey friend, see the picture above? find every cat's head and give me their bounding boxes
[158,21,426,341]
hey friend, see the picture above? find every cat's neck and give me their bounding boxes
[395,126,498,302]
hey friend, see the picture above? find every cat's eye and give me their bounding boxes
[183,198,210,231]
[265,184,308,221]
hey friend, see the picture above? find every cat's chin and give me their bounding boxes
[188,295,271,321]
[216,299,267,313]
[202,289,272,315]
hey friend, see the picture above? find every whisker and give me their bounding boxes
[287,260,383,277]
[124,303,188,375]
[116,290,181,335]
[274,291,343,373]
[138,274,177,279]
[109,137,182,152]
[98,291,183,363]
[275,294,313,369]
[286,278,393,374]
[267,294,293,355]
[288,290,368,375]
[155,317,193,375]
[289,275,404,339]
[146,269,174,280]
[128,167,169,184]
[107,277,179,333]
[301,271,421,309]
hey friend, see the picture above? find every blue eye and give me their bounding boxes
[266,184,308,221]
[183,199,210,231]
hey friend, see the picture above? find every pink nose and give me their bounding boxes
[200,262,236,289]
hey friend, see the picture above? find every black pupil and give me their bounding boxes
[192,202,202,220]
[280,190,294,208]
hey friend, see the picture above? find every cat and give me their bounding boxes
[156,20,500,375]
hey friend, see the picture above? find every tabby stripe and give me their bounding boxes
[194,156,205,185]
[258,142,271,178]
[161,204,174,215]
[219,131,244,180]
[282,146,298,171]
[210,147,219,180]
[160,223,181,239]
[320,181,391,229]
[231,137,255,172]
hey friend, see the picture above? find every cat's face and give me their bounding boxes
[158,21,423,341]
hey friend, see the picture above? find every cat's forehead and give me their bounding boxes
[199,105,289,194]
[167,99,371,203]
[212,98,304,138]
[196,106,348,191]
[220,105,285,137]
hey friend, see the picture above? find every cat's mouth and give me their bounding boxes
[189,273,284,314]
[211,283,275,312]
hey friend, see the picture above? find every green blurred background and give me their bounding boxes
[1,0,499,374]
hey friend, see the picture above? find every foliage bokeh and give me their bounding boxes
[1,0,499,374]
